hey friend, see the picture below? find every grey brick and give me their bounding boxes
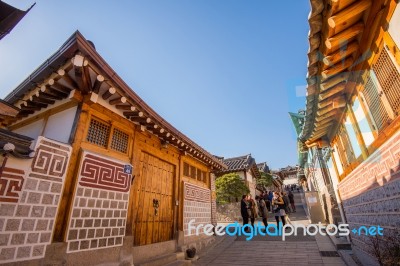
[5,219,20,231]
[41,194,54,205]
[22,219,35,231]
[32,245,45,257]
[68,229,78,240]
[11,233,26,245]
[27,233,39,244]
[27,192,41,204]
[31,206,44,217]
[35,219,48,231]
[84,189,92,197]
[80,240,89,250]
[51,183,62,193]
[16,246,31,258]
[0,234,10,246]
[15,205,31,217]
[44,206,57,218]
[0,204,16,216]
[25,178,38,190]
[40,232,51,243]
[0,247,15,261]
[38,181,51,192]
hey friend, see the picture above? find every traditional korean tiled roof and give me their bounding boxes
[257,162,270,173]
[300,0,381,147]
[217,154,261,179]
[1,31,226,170]
[223,154,253,171]
[0,1,35,40]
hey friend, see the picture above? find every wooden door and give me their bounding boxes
[133,152,175,246]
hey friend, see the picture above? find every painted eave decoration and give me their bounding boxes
[2,31,227,170]
[299,0,380,147]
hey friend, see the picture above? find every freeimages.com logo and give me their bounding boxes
[187,220,384,241]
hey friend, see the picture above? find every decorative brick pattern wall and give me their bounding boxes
[66,151,132,253]
[338,130,400,257]
[0,137,71,263]
[183,182,211,236]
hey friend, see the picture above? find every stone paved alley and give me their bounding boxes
[193,191,347,266]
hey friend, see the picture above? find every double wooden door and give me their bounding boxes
[133,152,175,246]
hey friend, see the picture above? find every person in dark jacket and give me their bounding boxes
[255,195,268,229]
[288,191,296,212]
[240,195,249,228]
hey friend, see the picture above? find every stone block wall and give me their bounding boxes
[0,137,71,263]
[183,182,211,236]
[338,130,400,262]
[216,202,241,223]
[66,151,132,253]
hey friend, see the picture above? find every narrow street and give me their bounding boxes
[194,191,347,266]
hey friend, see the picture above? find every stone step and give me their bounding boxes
[328,234,352,250]
[136,252,185,266]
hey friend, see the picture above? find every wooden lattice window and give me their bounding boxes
[110,128,129,153]
[197,169,202,181]
[86,118,111,147]
[361,71,390,130]
[373,47,400,115]
[190,166,196,179]
[183,162,189,176]
[336,126,355,167]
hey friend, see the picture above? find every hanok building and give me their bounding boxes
[215,154,261,198]
[298,0,400,264]
[0,31,226,265]
[0,1,35,41]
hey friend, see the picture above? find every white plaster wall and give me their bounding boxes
[43,106,77,143]
[13,119,44,141]
[236,171,245,180]
[389,5,400,48]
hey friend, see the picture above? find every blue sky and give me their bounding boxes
[0,0,309,170]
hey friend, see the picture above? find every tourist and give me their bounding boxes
[248,195,258,228]
[255,195,268,229]
[288,191,296,212]
[240,195,249,229]
[263,191,271,211]
[282,191,291,213]
[272,191,286,227]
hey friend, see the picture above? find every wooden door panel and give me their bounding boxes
[133,152,174,246]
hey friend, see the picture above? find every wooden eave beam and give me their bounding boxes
[319,82,346,100]
[102,87,116,100]
[325,22,364,51]
[330,0,358,15]
[328,0,372,29]
[116,104,136,111]
[57,69,78,90]
[109,96,127,105]
[92,75,104,94]
[323,41,359,67]
[30,95,55,105]
[320,72,349,91]
[315,109,338,122]
[321,56,354,79]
